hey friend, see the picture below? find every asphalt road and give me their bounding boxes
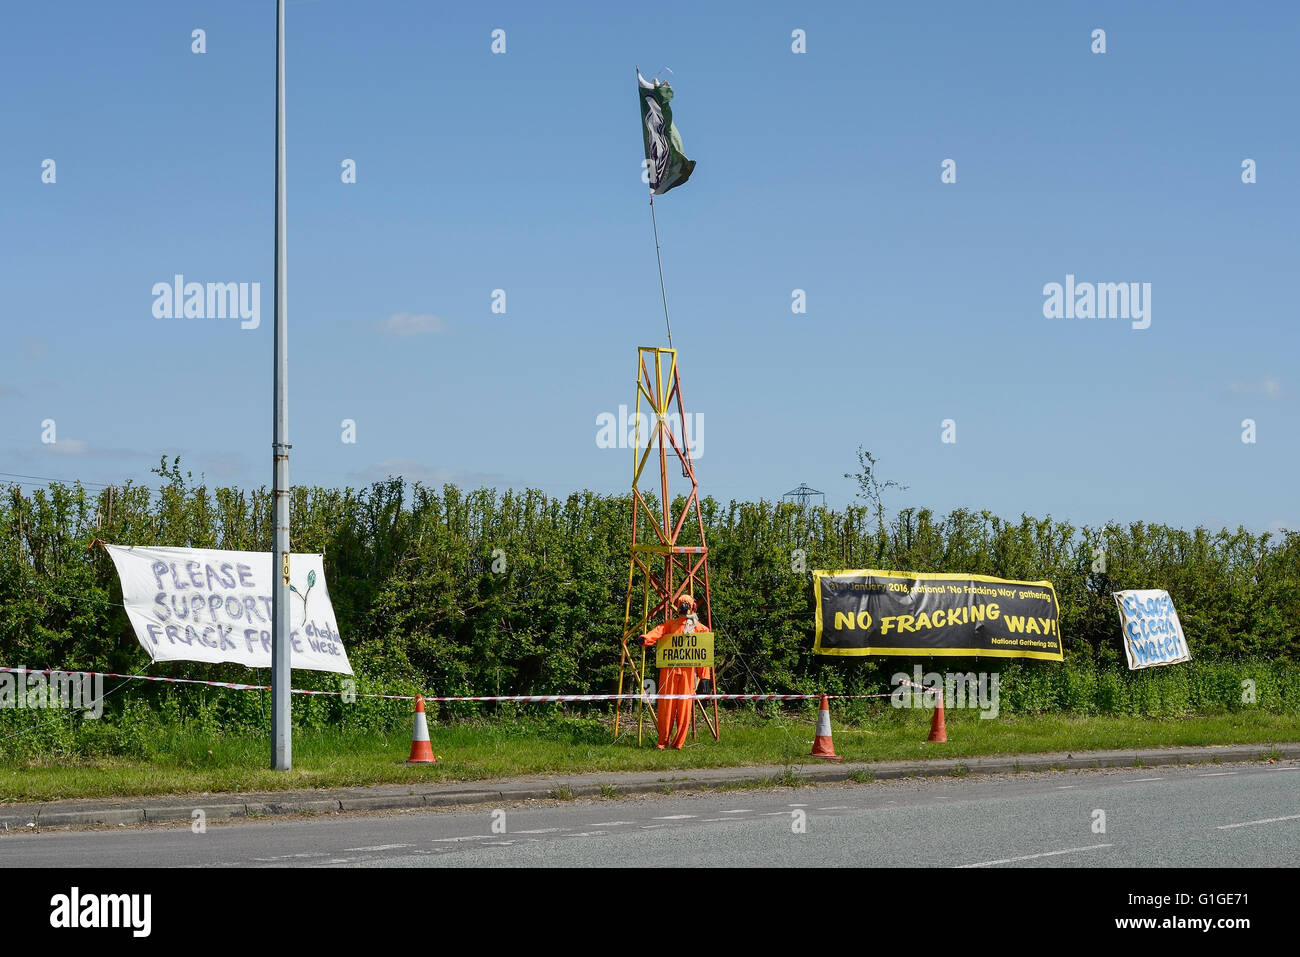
[4,763,1297,867]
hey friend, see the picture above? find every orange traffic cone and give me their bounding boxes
[406,696,437,764]
[810,694,843,761]
[927,694,947,743]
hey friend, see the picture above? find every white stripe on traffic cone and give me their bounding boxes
[407,696,437,764]
[810,694,842,761]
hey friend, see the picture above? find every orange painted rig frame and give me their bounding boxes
[614,347,719,745]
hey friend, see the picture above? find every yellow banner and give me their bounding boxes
[655,630,714,668]
[813,569,1062,661]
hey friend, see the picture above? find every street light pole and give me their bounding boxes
[271,0,292,771]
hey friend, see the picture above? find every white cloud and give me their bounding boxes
[195,451,251,478]
[45,438,89,455]
[38,442,154,462]
[1228,377,1282,400]
[374,312,449,336]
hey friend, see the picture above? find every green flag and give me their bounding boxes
[638,70,695,195]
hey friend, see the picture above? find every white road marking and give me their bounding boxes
[702,818,727,822]
[1267,767,1300,771]
[1217,813,1300,831]
[564,831,608,838]
[641,824,666,829]
[653,814,696,820]
[344,843,410,852]
[1198,772,1237,777]
[1056,786,1077,790]
[589,821,638,827]
[958,844,1112,868]
[481,841,516,846]
[817,806,850,810]
[1131,777,1163,782]
[514,827,564,834]
[430,835,489,843]
[720,809,754,814]
[788,804,808,808]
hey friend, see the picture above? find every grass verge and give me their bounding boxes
[2,709,1297,803]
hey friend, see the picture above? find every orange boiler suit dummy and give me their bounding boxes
[642,596,712,750]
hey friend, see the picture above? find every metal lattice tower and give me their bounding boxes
[782,483,825,507]
[615,347,718,744]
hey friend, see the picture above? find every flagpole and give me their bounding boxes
[649,192,674,349]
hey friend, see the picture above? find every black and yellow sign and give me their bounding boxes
[655,630,714,668]
[813,570,1062,661]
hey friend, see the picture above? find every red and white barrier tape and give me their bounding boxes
[897,677,944,696]
[1,666,268,692]
[0,666,895,703]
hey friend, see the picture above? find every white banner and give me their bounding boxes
[105,544,352,674]
[1113,589,1191,670]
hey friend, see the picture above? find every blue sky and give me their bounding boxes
[2,0,1296,533]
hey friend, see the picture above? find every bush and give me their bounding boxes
[0,470,1296,753]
